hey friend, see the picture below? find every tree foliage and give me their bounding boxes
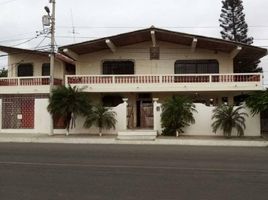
[219,0,253,44]
[245,90,268,116]
[219,0,259,72]
[47,85,91,134]
[0,68,8,77]
[84,104,117,136]
[161,96,196,136]
[212,105,248,138]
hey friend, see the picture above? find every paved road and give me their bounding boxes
[0,143,268,200]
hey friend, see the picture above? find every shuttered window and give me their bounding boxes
[103,61,134,75]
[42,63,50,76]
[175,60,219,74]
[17,64,33,77]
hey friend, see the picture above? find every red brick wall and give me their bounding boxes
[2,96,35,129]
[20,98,34,128]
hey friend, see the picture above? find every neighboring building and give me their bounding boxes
[0,27,267,136]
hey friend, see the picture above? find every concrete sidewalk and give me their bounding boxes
[0,133,268,147]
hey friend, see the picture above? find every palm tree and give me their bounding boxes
[84,104,117,136]
[161,96,196,136]
[211,105,248,138]
[47,85,91,135]
[246,90,268,116]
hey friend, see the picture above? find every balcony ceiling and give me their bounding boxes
[59,27,267,62]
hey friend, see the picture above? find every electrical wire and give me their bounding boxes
[0,34,50,69]
[57,25,268,29]
[12,36,39,47]
[0,0,18,5]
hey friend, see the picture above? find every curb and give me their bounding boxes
[0,136,267,147]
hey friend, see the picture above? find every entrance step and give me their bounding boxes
[117,130,157,141]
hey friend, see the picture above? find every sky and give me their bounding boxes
[0,0,268,82]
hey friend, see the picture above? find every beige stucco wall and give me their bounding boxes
[8,53,65,79]
[54,101,128,135]
[153,103,261,137]
[76,41,233,75]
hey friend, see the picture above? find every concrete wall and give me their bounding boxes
[54,101,128,135]
[35,99,51,133]
[0,97,260,137]
[0,98,51,134]
[154,103,261,137]
[8,54,65,79]
[77,41,233,75]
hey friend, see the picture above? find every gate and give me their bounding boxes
[140,102,153,128]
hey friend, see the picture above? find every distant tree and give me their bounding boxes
[245,90,268,116]
[0,68,8,77]
[219,0,259,72]
[219,0,253,44]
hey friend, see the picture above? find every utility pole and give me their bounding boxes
[49,0,56,136]
[43,0,56,135]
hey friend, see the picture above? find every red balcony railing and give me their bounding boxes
[66,73,262,85]
[0,76,63,86]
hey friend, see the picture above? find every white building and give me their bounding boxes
[0,27,267,137]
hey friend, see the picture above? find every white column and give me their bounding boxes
[122,98,128,131]
[153,98,161,134]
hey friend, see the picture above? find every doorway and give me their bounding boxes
[136,93,153,129]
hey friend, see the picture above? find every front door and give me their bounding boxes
[136,100,153,129]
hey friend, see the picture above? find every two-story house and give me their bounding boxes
[0,27,267,137]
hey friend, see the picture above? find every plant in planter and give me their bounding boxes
[161,96,196,136]
[84,104,117,136]
[47,85,91,135]
[211,105,248,138]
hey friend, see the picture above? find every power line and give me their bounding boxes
[0,0,18,5]
[0,34,50,69]
[53,35,268,41]
[0,37,37,43]
[12,36,39,47]
[57,25,268,29]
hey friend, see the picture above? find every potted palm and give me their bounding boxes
[84,104,117,136]
[47,85,91,135]
[161,96,196,136]
[211,105,248,138]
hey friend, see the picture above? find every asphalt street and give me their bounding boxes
[0,143,268,200]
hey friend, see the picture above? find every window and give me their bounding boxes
[42,63,50,76]
[65,64,76,75]
[17,64,33,77]
[150,47,160,60]
[103,61,134,75]
[102,95,123,107]
[175,60,219,74]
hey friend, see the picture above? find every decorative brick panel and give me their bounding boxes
[2,96,35,129]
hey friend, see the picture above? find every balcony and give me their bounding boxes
[0,76,62,94]
[65,73,263,92]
